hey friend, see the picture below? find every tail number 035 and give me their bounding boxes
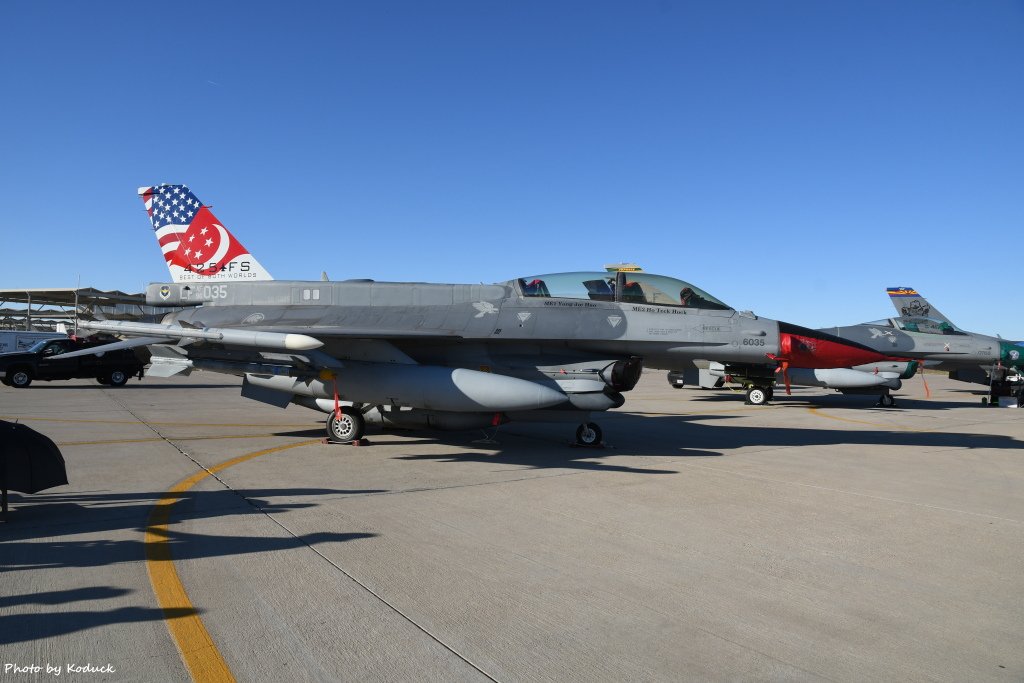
[185,285,228,300]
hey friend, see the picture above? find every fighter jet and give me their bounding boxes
[674,358,919,406]
[72,184,894,444]
[675,285,1024,407]
[884,286,1024,386]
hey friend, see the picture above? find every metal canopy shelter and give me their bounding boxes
[0,288,166,333]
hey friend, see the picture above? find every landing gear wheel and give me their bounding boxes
[575,422,603,446]
[746,387,768,405]
[326,408,365,443]
[107,370,129,387]
[877,394,896,407]
[8,370,32,388]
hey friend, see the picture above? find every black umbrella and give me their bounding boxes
[1,420,69,516]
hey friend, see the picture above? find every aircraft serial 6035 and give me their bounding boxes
[76,184,894,444]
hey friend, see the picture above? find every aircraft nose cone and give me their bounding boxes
[777,322,892,369]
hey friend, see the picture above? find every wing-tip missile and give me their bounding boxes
[78,320,322,352]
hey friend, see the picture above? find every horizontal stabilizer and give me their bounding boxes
[146,357,193,378]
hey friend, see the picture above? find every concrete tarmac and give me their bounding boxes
[1,372,1022,682]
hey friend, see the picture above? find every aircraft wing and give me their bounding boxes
[73,320,430,375]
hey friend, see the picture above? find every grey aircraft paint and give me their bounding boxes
[821,318,1000,371]
[75,184,892,443]
[80,271,794,442]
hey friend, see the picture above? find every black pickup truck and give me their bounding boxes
[0,337,146,388]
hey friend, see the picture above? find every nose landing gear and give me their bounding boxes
[745,385,773,405]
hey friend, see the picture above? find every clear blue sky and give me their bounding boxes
[2,1,1022,337]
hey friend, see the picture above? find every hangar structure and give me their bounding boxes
[0,287,172,333]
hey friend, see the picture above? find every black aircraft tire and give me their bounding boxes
[327,409,365,443]
[746,387,767,405]
[8,369,32,388]
[107,370,129,387]
[575,422,602,446]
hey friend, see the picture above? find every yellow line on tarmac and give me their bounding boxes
[145,439,320,682]
[805,406,936,432]
[57,434,299,446]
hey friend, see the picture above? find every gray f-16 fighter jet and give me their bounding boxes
[884,286,1023,381]
[76,185,894,444]
[728,287,1023,406]
[675,358,919,406]
[690,285,1022,407]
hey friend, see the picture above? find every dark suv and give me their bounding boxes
[0,337,146,388]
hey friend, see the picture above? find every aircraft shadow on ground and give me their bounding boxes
[0,486,382,642]
[334,407,1022,472]
[271,426,699,472]
[685,391,975,411]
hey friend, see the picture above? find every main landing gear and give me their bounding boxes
[326,407,366,443]
[323,410,609,448]
[876,393,897,408]
[575,422,603,447]
[745,385,773,405]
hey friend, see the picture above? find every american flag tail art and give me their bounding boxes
[139,184,273,283]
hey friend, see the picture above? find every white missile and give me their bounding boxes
[78,320,322,351]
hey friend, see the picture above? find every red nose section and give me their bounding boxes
[774,322,893,369]
[779,332,890,368]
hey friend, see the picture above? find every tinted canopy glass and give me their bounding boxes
[516,272,731,310]
[894,317,966,335]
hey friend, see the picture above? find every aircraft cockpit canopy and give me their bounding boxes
[893,316,966,336]
[515,271,732,310]
[861,317,966,335]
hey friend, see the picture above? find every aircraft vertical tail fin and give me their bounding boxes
[139,184,273,283]
[886,286,953,324]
